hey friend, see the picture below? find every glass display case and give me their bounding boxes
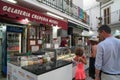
[7,48,73,80]
[38,47,75,62]
[56,47,75,61]
[8,47,76,67]
[8,48,56,67]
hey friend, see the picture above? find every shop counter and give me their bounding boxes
[7,60,72,80]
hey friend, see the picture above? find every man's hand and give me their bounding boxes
[95,76,100,80]
[95,69,100,80]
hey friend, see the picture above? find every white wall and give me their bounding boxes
[73,0,83,8]
[101,0,120,17]
[101,0,120,24]
[83,0,99,10]
[100,0,120,35]
[82,0,100,36]
[111,0,120,23]
[101,1,112,17]
[86,4,100,31]
[111,0,120,12]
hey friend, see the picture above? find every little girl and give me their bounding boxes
[73,47,87,80]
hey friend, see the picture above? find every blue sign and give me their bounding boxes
[79,8,84,19]
[7,26,23,33]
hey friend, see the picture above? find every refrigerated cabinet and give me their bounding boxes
[7,32,22,56]
[2,25,24,75]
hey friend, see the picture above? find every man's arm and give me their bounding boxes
[95,69,100,80]
[95,44,103,80]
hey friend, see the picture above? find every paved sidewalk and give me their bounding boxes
[86,69,94,80]
[85,57,94,80]
[85,57,89,70]
[0,73,6,80]
[83,57,94,80]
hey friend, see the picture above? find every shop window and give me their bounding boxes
[27,24,52,52]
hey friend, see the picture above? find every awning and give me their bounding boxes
[0,1,68,30]
[68,22,89,31]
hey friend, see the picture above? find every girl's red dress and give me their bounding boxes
[75,61,86,80]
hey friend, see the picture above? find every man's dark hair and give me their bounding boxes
[98,25,111,34]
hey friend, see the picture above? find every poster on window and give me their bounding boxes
[38,40,42,44]
[29,27,36,39]
[30,40,36,45]
[31,46,39,52]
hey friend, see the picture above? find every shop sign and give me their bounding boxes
[0,1,68,30]
[7,26,23,33]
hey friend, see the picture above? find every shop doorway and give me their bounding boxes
[0,38,2,72]
[0,26,3,73]
[0,24,5,74]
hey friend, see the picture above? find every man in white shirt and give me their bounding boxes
[95,25,120,80]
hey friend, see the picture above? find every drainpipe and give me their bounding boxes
[119,9,120,21]
[98,2,102,27]
[100,2,102,18]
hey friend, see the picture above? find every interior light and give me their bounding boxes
[56,26,61,29]
[47,12,64,20]
[19,18,29,24]
[6,0,17,4]
[24,18,29,23]
[28,23,32,26]
[116,30,119,33]
[89,30,93,35]
[53,25,61,30]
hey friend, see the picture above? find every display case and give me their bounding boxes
[7,50,72,80]
[38,47,75,61]
[8,48,58,67]
[8,47,78,68]
[56,47,75,61]
[7,45,89,80]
